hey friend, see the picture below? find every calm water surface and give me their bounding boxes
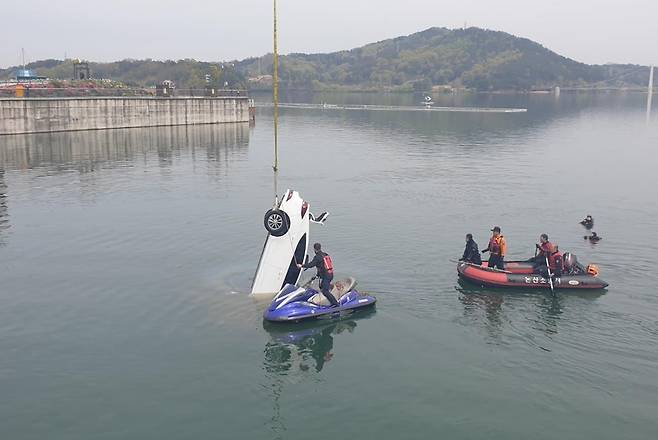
[1,93,657,439]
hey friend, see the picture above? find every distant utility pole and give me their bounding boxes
[647,65,654,123]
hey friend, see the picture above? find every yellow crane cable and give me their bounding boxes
[272,0,279,172]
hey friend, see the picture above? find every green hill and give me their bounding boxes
[238,27,650,91]
[1,27,651,92]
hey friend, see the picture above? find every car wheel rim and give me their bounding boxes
[268,214,283,230]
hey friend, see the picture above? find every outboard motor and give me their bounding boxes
[563,252,578,274]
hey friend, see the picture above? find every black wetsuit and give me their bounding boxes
[461,239,482,264]
[303,251,338,306]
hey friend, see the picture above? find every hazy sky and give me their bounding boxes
[1,0,656,68]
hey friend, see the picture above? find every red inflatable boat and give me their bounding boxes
[457,261,608,290]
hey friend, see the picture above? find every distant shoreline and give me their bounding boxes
[249,86,655,94]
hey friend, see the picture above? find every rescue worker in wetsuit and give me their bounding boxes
[460,233,482,264]
[580,215,594,229]
[482,226,506,270]
[298,243,339,307]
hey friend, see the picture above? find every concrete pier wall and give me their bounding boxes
[0,97,250,135]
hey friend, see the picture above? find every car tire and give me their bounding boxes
[264,209,290,237]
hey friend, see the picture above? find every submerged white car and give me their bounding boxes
[251,189,327,295]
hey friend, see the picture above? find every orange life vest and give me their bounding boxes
[548,250,563,272]
[489,235,506,256]
[539,241,554,257]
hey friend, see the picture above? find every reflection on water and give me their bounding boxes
[259,89,652,112]
[263,317,371,375]
[261,314,373,438]
[458,286,505,343]
[259,90,653,145]
[264,322,340,374]
[456,279,605,348]
[0,123,250,172]
[0,123,251,249]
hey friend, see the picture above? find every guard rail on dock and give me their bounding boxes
[0,87,248,98]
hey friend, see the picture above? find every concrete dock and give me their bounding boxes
[0,96,251,135]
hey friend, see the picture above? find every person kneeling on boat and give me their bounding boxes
[460,233,482,265]
[298,242,339,307]
[482,226,506,270]
[532,234,563,277]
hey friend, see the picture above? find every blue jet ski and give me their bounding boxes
[264,277,376,323]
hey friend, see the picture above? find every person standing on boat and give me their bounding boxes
[482,226,506,270]
[460,233,482,264]
[298,243,339,307]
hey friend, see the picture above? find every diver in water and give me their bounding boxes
[584,231,602,242]
[298,243,339,307]
[460,233,482,264]
[580,215,594,229]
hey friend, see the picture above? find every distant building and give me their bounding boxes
[73,60,91,80]
[156,80,176,97]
